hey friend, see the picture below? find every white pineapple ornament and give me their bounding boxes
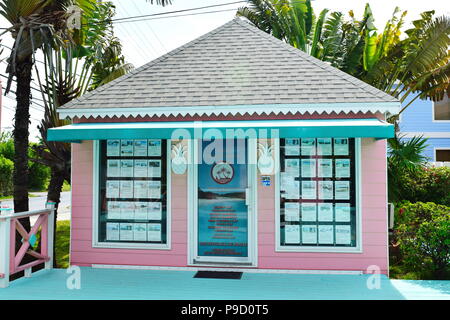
[171,143,188,175]
[257,142,274,175]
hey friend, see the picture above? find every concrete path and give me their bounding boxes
[0,191,71,221]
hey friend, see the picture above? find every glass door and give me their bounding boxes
[195,139,252,264]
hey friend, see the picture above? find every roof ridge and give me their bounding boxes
[61,19,241,109]
[233,18,398,103]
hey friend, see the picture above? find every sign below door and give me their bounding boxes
[196,139,251,262]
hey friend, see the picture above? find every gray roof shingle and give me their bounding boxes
[59,18,399,114]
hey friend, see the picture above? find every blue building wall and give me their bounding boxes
[398,93,450,162]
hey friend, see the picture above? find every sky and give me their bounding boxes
[1,0,450,140]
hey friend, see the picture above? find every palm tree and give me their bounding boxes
[237,0,330,57]
[387,135,429,202]
[237,1,450,113]
[28,1,133,266]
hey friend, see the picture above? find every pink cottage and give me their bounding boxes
[48,19,399,275]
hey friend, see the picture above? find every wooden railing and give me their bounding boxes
[0,202,55,288]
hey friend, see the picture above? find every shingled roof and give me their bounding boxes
[59,18,400,118]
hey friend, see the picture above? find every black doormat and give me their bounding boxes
[194,271,243,279]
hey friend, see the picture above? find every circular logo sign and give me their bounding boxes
[211,162,234,184]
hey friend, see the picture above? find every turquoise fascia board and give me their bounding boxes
[47,119,394,142]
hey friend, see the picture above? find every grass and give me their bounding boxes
[55,220,71,269]
[62,181,71,192]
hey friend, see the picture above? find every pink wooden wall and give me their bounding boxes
[70,138,388,273]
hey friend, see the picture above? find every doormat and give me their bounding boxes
[194,271,243,279]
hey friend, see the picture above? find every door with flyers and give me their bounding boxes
[192,138,256,265]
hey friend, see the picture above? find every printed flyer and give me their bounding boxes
[335,203,351,222]
[119,180,134,198]
[119,223,134,241]
[148,181,161,199]
[318,203,333,221]
[318,159,333,178]
[120,140,134,157]
[148,139,162,157]
[280,173,300,199]
[318,181,334,200]
[106,180,120,198]
[134,180,149,198]
[284,138,300,156]
[317,138,332,156]
[107,201,121,219]
[106,222,120,241]
[335,159,351,178]
[120,160,134,178]
[301,181,316,199]
[285,159,300,176]
[133,223,148,241]
[284,225,300,244]
[148,202,162,220]
[318,225,334,244]
[284,202,300,221]
[134,160,148,177]
[301,225,317,244]
[335,181,350,200]
[134,202,149,220]
[335,225,351,244]
[147,223,162,241]
[120,202,135,220]
[301,202,316,221]
[107,160,120,177]
[107,140,120,157]
[301,138,316,156]
[134,140,148,157]
[148,160,162,178]
[301,159,316,178]
[334,138,349,155]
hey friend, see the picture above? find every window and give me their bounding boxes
[277,138,359,251]
[436,149,450,162]
[96,139,169,247]
[434,95,450,121]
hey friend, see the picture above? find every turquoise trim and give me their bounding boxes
[47,119,394,142]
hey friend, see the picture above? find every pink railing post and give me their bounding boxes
[0,213,11,288]
[44,202,56,270]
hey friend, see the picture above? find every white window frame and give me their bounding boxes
[274,138,363,253]
[432,99,450,123]
[92,139,172,250]
[434,147,450,162]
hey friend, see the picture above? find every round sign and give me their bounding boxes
[211,162,234,184]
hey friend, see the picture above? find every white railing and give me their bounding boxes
[427,161,450,168]
[0,202,55,288]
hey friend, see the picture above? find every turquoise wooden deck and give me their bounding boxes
[0,267,449,300]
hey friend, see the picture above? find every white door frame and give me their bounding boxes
[187,138,258,267]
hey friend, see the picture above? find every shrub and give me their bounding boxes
[0,138,50,192]
[28,144,50,191]
[0,156,14,196]
[393,201,450,279]
[395,166,450,206]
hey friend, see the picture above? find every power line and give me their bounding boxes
[111,1,245,23]
[129,0,167,54]
[113,8,240,25]
[1,105,42,122]
[2,87,46,111]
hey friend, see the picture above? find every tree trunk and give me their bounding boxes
[13,55,33,265]
[47,168,65,268]
[13,56,32,214]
